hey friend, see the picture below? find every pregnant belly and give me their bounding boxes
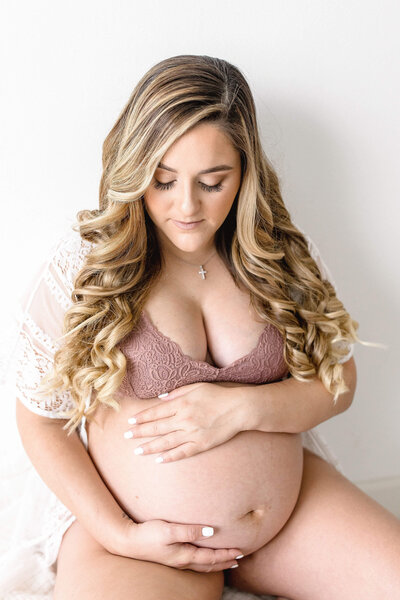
[87,392,304,555]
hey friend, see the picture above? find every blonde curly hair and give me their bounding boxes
[34,54,376,437]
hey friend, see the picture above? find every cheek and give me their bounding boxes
[213,192,236,220]
[144,194,163,221]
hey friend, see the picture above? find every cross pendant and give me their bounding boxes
[198,265,207,279]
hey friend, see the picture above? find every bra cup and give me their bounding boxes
[118,311,289,400]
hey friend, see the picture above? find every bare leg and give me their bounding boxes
[225,448,400,600]
[54,519,224,600]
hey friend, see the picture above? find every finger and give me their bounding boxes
[192,546,243,565]
[165,524,243,561]
[177,544,242,570]
[124,417,178,440]
[128,403,177,425]
[131,432,185,456]
[156,441,202,463]
[166,523,217,544]
[186,559,239,573]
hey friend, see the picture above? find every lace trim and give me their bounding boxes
[23,314,60,355]
[14,328,73,417]
[52,232,93,297]
[43,268,72,313]
[10,230,93,420]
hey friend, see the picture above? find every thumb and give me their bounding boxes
[172,524,215,543]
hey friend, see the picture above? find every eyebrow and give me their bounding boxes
[157,162,234,175]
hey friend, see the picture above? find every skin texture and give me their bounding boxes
[54,449,400,599]
[86,391,305,555]
[225,448,400,599]
[55,122,400,597]
[143,121,242,267]
[83,128,305,558]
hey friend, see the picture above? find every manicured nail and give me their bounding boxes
[201,526,214,537]
[134,447,144,455]
[124,431,133,439]
[235,554,244,559]
[155,456,164,463]
[230,563,239,569]
[127,417,137,424]
[158,392,168,398]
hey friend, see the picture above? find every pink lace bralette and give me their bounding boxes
[117,310,289,399]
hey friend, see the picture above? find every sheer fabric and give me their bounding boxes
[0,225,354,598]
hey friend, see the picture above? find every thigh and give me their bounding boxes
[225,448,400,600]
[54,520,224,600]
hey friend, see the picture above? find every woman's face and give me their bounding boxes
[143,122,242,263]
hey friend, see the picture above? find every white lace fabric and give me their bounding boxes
[0,225,354,599]
[13,231,93,420]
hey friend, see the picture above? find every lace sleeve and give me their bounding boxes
[12,228,93,418]
[303,232,355,364]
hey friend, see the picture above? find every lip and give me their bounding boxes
[172,219,204,230]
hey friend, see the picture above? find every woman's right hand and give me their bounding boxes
[114,518,244,572]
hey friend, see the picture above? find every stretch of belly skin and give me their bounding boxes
[87,394,304,556]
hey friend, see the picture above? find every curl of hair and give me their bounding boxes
[34,54,379,436]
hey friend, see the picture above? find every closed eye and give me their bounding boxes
[153,179,223,193]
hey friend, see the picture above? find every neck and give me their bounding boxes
[157,231,217,267]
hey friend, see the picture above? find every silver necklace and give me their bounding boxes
[172,250,218,280]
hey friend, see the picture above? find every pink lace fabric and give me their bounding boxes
[0,225,354,599]
[117,310,289,400]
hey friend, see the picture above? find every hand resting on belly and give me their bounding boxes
[87,392,304,556]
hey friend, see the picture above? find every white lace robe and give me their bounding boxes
[0,226,354,599]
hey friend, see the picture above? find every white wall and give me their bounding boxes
[1,0,399,508]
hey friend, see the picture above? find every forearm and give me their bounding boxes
[16,400,133,554]
[237,357,357,434]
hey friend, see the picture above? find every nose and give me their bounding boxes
[176,181,201,218]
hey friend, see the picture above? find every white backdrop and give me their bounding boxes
[1,0,399,508]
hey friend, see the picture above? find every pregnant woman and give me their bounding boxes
[15,55,400,600]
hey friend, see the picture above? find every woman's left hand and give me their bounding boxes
[122,381,247,463]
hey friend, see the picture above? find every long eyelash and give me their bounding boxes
[153,180,223,193]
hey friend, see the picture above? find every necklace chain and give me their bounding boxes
[172,250,218,280]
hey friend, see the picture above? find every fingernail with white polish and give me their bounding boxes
[124,431,133,439]
[201,526,214,537]
[134,447,144,455]
[158,392,168,398]
[235,554,244,559]
[230,564,239,569]
[155,456,164,463]
[127,417,137,424]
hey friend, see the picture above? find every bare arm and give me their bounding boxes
[236,356,357,434]
[15,398,133,554]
